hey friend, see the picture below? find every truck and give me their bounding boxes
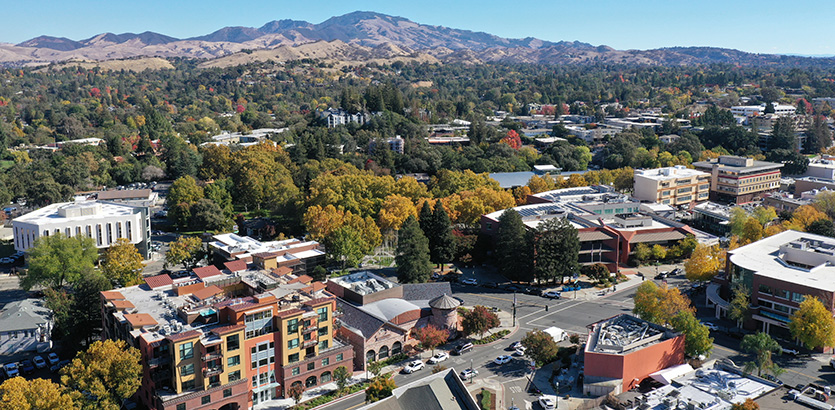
[543,326,567,343]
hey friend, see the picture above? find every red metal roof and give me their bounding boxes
[288,274,313,284]
[192,285,223,301]
[193,266,222,280]
[124,313,158,328]
[144,274,173,289]
[223,260,247,272]
[101,290,125,300]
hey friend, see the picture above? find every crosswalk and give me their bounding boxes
[508,385,522,393]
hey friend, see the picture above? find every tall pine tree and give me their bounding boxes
[396,216,432,283]
[496,209,533,282]
[419,201,434,236]
[429,201,456,271]
[533,217,580,284]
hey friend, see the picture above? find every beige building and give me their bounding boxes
[633,166,711,208]
[693,156,783,204]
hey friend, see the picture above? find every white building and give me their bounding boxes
[730,104,796,117]
[633,166,711,208]
[804,156,835,180]
[12,200,150,258]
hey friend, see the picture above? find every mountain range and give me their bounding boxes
[2,11,832,68]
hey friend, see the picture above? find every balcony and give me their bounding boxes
[148,356,171,368]
[202,352,222,362]
[203,366,223,377]
[303,339,318,348]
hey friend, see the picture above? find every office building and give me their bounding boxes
[693,156,783,204]
[633,166,711,209]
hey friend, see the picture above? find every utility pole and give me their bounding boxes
[512,292,517,327]
[470,358,474,384]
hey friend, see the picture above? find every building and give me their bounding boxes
[718,230,835,344]
[761,191,815,214]
[691,202,735,235]
[200,128,288,147]
[95,189,159,208]
[100,264,353,410]
[368,136,405,155]
[794,176,835,196]
[209,234,325,277]
[804,156,835,180]
[356,368,479,410]
[319,109,378,128]
[633,166,711,209]
[12,200,151,259]
[584,314,685,396]
[731,104,796,117]
[693,156,783,204]
[0,299,52,355]
[327,272,454,372]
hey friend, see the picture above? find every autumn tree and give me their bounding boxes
[366,374,396,402]
[378,194,417,232]
[287,383,305,404]
[731,398,760,410]
[814,190,835,220]
[786,205,828,232]
[21,233,98,290]
[412,325,450,355]
[533,217,580,284]
[632,281,695,327]
[0,377,80,410]
[670,311,714,358]
[164,236,204,270]
[521,329,560,366]
[61,339,142,410]
[740,332,783,377]
[740,218,764,244]
[396,216,432,283]
[789,296,835,350]
[462,305,500,338]
[495,209,533,282]
[333,366,351,392]
[684,244,721,282]
[101,238,145,287]
[728,285,751,327]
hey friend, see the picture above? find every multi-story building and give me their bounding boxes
[717,230,835,345]
[209,234,326,277]
[368,136,405,155]
[633,166,711,209]
[803,156,835,180]
[12,200,151,259]
[100,265,353,410]
[693,156,783,204]
[731,104,796,117]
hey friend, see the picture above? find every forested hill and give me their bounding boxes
[2,11,835,68]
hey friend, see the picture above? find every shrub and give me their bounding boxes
[473,329,510,345]
[480,389,493,410]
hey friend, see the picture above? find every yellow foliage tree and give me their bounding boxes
[786,205,828,232]
[526,174,557,193]
[684,244,721,282]
[0,377,80,410]
[61,340,142,410]
[633,281,695,327]
[378,195,417,232]
[789,296,835,350]
[101,238,145,287]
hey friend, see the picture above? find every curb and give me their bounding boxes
[308,389,366,410]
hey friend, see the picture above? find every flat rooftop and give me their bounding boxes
[13,200,140,225]
[586,314,674,355]
[329,271,399,295]
[635,166,709,181]
[210,233,323,260]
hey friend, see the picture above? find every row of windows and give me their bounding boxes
[290,353,343,375]
[174,388,232,410]
[758,284,805,303]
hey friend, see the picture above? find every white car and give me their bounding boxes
[462,278,477,285]
[428,352,449,364]
[782,347,799,356]
[702,322,718,331]
[494,355,512,365]
[513,346,527,356]
[3,363,18,378]
[47,353,60,365]
[403,360,425,374]
[32,356,47,369]
[539,396,556,410]
[510,341,524,350]
[460,368,478,379]
[542,291,561,299]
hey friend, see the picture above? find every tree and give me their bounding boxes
[412,325,450,355]
[164,236,204,270]
[533,217,579,284]
[786,205,828,232]
[61,339,142,410]
[731,398,760,410]
[814,190,835,220]
[752,207,777,226]
[367,360,385,379]
[670,311,713,358]
[807,219,835,237]
[581,263,611,284]
[740,218,764,244]
[396,216,432,283]
[461,305,500,338]
[333,366,351,392]
[21,233,98,290]
[326,226,365,269]
[366,374,396,402]
[287,382,305,404]
[167,175,204,228]
[789,296,835,350]
[684,244,721,282]
[427,201,456,270]
[727,285,751,327]
[521,329,560,366]
[740,332,783,377]
[632,281,695,327]
[633,243,652,263]
[101,238,144,287]
[728,207,749,237]
[495,209,533,282]
[189,198,232,232]
[769,117,796,151]
[378,194,417,232]
[0,377,80,410]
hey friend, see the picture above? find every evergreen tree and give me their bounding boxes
[495,209,533,282]
[396,216,432,283]
[428,200,456,270]
[419,201,434,235]
[533,217,580,284]
[769,116,796,151]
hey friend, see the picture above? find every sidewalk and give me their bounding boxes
[554,273,646,301]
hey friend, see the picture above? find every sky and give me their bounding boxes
[2,0,834,55]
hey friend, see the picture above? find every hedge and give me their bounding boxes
[473,329,510,345]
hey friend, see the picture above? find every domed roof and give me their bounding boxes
[429,293,460,310]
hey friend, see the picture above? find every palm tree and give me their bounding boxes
[740,332,783,377]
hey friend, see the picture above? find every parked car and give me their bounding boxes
[494,355,512,365]
[654,271,669,280]
[0,258,11,265]
[782,347,799,356]
[510,341,524,350]
[461,278,477,285]
[671,268,683,276]
[539,396,556,410]
[403,360,425,374]
[3,363,18,378]
[453,296,465,306]
[542,291,561,299]
[453,343,474,355]
[49,360,70,373]
[19,360,35,374]
[428,352,449,364]
[830,356,835,369]
[32,356,46,369]
[47,352,60,365]
[702,322,719,331]
[460,368,478,379]
[513,346,527,356]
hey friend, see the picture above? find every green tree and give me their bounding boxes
[333,366,351,392]
[60,339,142,410]
[521,329,560,366]
[633,243,652,263]
[287,383,305,404]
[189,198,232,232]
[533,217,579,284]
[495,209,533,282]
[367,360,385,379]
[769,116,796,151]
[670,311,714,358]
[740,332,783,377]
[632,281,695,327]
[396,216,432,283]
[326,226,365,269]
[366,374,396,402]
[21,233,98,290]
[727,285,751,327]
[581,263,611,284]
[789,296,835,350]
[167,175,204,228]
[428,201,456,271]
[462,305,500,338]
[101,238,144,287]
[164,236,204,270]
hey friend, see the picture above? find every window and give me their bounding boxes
[758,285,772,295]
[287,318,299,333]
[308,362,315,371]
[288,338,299,349]
[228,370,241,382]
[677,187,692,194]
[177,405,186,410]
[289,353,300,363]
[792,292,804,303]
[322,358,330,366]
[228,355,240,367]
[321,371,332,383]
[699,184,710,190]
[292,367,300,376]
[304,332,311,341]
[181,380,195,391]
[245,310,273,339]
[202,395,211,405]
[486,222,492,231]
[179,342,193,360]
[317,307,328,322]
[775,289,790,299]
[224,389,232,398]
[181,363,194,376]
[319,340,329,350]
[318,327,329,337]
[337,353,343,361]
[227,334,240,351]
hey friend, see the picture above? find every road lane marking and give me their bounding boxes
[528,301,588,324]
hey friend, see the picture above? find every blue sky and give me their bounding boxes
[2,0,833,55]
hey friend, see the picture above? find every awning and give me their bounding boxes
[649,364,694,385]
[629,231,686,243]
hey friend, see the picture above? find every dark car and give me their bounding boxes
[452,343,474,355]
[19,360,35,374]
[654,272,668,280]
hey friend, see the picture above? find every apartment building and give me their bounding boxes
[693,156,783,204]
[209,234,326,277]
[718,230,835,346]
[633,166,711,209]
[731,104,796,117]
[100,265,353,410]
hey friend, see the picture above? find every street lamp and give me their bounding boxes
[470,358,474,384]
